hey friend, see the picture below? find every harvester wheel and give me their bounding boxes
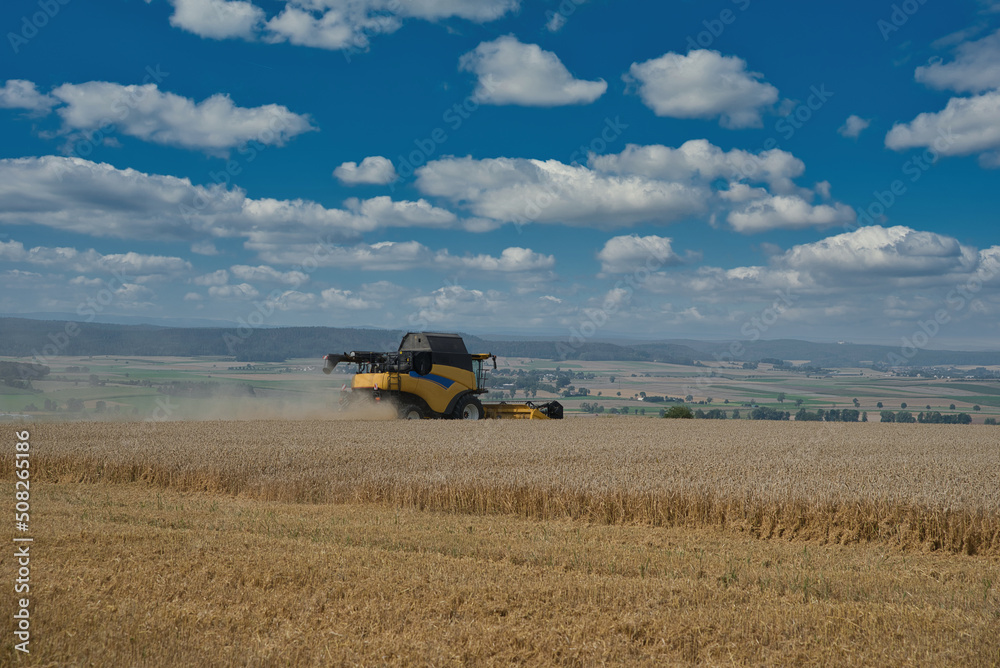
[454,394,483,420]
[399,405,423,420]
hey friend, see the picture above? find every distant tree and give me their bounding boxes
[974,405,981,411]
[880,410,896,423]
[926,405,931,410]
[616,391,621,397]
[985,417,998,425]
[640,408,646,416]
[776,392,786,403]
[896,411,915,423]
[900,402,907,409]
[685,394,693,402]
[724,399,730,404]
[877,401,883,409]
[950,404,956,410]
[862,411,868,422]
[706,397,713,404]
[795,399,804,407]
[853,398,861,408]
[609,375,615,384]
[639,391,646,398]
[663,405,694,419]
[732,409,740,419]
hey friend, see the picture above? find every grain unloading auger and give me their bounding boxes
[323,332,563,420]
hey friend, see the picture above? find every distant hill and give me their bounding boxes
[2,317,999,367]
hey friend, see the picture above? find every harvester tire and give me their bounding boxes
[454,394,483,420]
[399,404,423,420]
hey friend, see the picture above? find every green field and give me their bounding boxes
[3,355,1000,423]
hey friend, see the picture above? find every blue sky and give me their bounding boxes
[2,0,1000,348]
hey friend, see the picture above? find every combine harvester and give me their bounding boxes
[323,332,563,420]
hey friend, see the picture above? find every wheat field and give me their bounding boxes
[2,419,999,665]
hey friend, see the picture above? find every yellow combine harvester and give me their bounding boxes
[323,332,563,420]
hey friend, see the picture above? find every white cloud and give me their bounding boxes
[668,226,988,302]
[838,115,871,139]
[0,157,459,247]
[230,264,308,286]
[589,140,805,194]
[0,80,56,113]
[778,225,980,279]
[191,241,220,256]
[415,156,708,227]
[0,238,192,279]
[48,81,314,153]
[416,140,846,232]
[252,239,552,275]
[320,287,373,310]
[915,29,1000,93]
[169,0,264,40]
[727,194,856,233]
[334,156,397,185]
[209,283,259,299]
[885,90,1000,167]
[193,270,230,287]
[454,247,554,272]
[459,35,606,106]
[166,0,519,51]
[596,235,694,274]
[625,50,779,128]
[184,292,203,301]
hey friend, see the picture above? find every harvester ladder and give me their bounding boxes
[386,371,401,394]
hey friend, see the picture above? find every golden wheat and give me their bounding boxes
[8,419,999,555]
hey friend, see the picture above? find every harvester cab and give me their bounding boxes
[323,332,563,420]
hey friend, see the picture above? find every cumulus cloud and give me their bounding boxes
[416,140,845,232]
[666,226,992,303]
[251,239,552,275]
[165,0,518,51]
[459,35,606,106]
[0,156,460,248]
[47,81,314,153]
[885,90,1000,167]
[209,283,259,299]
[596,235,696,274]
[333,156,397,185]
[0,238,192,280]
[778,225,979,279]
[915,28,1000,93]
[415,156,708,227]
[169,0,264,39]
[191,241,220,256]
[230,264,308,286]
[589,140,805,194]
[727,194,856,233]
[320,287,373,310]
[838,115,871,139]
[0,80,56,113]
[193,270,231,286]
[625,49,779,128]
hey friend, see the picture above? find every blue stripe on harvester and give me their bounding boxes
[409,371,455,389]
